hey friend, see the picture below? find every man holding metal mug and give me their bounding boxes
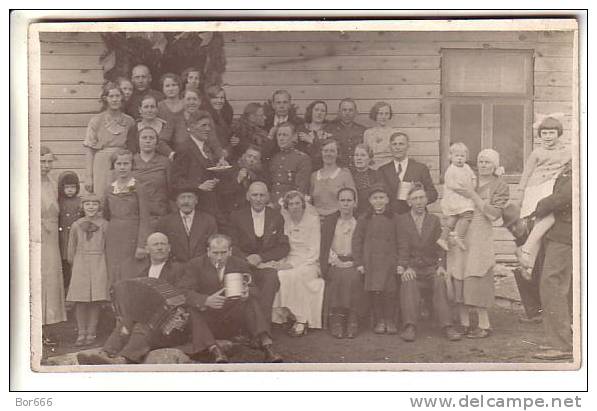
[177,234,283,363]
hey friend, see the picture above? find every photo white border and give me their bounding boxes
[9,9,589,395]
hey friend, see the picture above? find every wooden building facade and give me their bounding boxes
[38,30,576,261]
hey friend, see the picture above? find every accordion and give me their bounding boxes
[111,277,189,335]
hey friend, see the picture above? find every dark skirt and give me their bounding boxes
[327,266,367,313]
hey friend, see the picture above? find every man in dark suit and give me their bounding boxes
[78,232,187,364]
[224,181,290,324]
[396,184,460,342]
[156,186,217,263]
[378,131,438,215]
[177,234,283,363]
[532,161,573,361]
[170,110,222,216]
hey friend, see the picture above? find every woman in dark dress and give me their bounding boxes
[351,143,380,217]
[202,84,234,160]
[103,149,151,286]
[230,102,268,160]
[320,187,366,339]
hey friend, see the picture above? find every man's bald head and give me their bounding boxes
[246,181,269,212]
[146,232,170,263]
[132,65,152,92]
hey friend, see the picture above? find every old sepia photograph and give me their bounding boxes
[21,16,581,375]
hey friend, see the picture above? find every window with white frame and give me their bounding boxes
[441,49,534,180]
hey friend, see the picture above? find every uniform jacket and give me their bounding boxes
[114,256,185,285]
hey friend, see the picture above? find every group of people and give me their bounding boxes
[39,63,574,364]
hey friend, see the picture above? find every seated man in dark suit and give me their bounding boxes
[396,184,461,342]
[78,232,187,364]
[156,186,217,263]
[378,131,438,215]
[177,234,283,363]
[224,181,290,324]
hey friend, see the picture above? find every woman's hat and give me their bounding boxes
[367,183,388,199]
[502,203,521,228]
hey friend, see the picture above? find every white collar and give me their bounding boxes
[316,167,341,181]
[251,207,266,217]
[111,177,136,194]
[180,209,195,219]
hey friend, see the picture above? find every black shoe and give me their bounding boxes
[262,345,283,363]
[209,345,229,364]
[444,325,462,341]
[330,314,344,339]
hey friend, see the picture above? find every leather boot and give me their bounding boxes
[209,344,229,363]
[330,313,345,339]
[345,311,358,339]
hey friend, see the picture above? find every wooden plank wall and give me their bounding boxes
[39,30,575,262]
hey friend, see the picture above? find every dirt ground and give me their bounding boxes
[42,304,566,365]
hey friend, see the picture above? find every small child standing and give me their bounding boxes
[353,184,399,334]
[438,142,477,251]
[66,194,109,346]
[516,117,571,274]
[58,171,82,293]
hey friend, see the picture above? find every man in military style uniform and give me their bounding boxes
[324,98,366,168]
[268,122,312,206]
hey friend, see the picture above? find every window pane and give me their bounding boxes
[449,104,482,167]
[492,104,525,174]
[445,51,530,95]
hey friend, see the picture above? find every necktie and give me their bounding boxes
[397,162,403,181]
[183,215,191,236]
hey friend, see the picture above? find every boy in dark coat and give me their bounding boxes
[352,184,399,334]
[58,170,82,292]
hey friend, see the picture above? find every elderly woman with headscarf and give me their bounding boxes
[446,149,509,339]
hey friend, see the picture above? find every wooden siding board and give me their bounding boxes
[225,56,440,71]
[223,69,441,86]
[224,31,541,43]
[42,84,104,99]
[534,86,573,102]
[535,57,573,72]
[41,69,105,85]
[39,32,103,43]
[41,99,102,114]
[41,42,106,55]
[534,71,573,87]
[41,113,95,127]
[41,55,103,70]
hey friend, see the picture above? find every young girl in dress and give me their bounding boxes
[363,101,396,169]
[67,194,109,346]
[438,142,477,251]
[353,184,399,334]
[516,117,571,274]
[58,171,82,292]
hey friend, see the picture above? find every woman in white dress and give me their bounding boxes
[270,190,325,336]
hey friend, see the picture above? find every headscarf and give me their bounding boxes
[477,148,505,176]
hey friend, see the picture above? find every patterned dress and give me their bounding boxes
[84,111,136,198]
